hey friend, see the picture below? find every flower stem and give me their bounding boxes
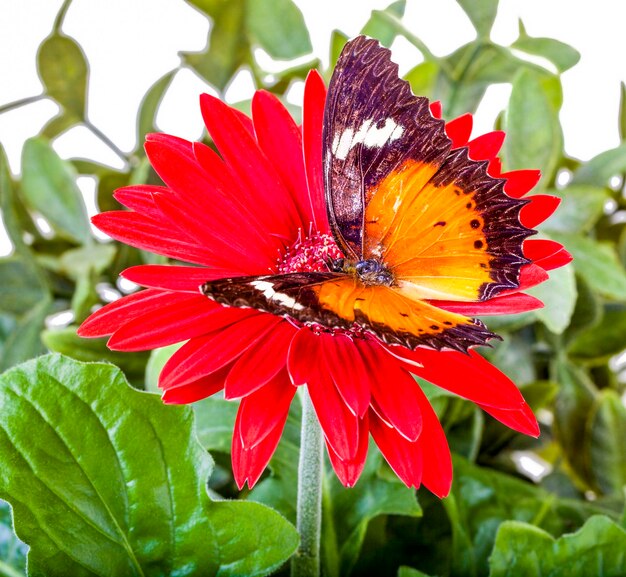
[291,387,324,577]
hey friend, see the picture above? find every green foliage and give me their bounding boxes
[1,0,626,575]
[0,355,297,576]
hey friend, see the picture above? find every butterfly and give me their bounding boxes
[201,36,533,352]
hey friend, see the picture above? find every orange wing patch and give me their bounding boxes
[313,277,495,351]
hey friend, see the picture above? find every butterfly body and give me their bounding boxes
[201,36,534,352]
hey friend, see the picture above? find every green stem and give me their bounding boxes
[84,120,130,166]
[0,94,46,115]
[291,387,324,577]
[53,0,73,32]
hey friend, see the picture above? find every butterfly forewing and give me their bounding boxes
[323,36,451,260]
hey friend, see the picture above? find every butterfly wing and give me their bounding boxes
[323,36,451,260]
[328,36,532,303]
[201,273,493,351]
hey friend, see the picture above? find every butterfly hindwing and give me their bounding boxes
[201,274,495,352]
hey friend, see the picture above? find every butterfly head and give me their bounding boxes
[329,257,394,287]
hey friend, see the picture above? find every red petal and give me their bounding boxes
[121,265,239,292]
[414,385,452,498]
[225,321,296,399]
[78,289,188,338]
[524,239,573,271]
[236,370,297,449]
[399,348,526,409]
[152,191,270,273]
[252,91,312,225]
[307,371,361,461]
[321,333,370,417]
[369,410,423,489]
[326,413,369,488]
[432,292,544,315]
[200,93,302,239]
[159,312,277,389]
[479,401,540,437]
[161,365,229,404]
[358,341,423,442]
[113,185,167,218]
[520,195,560,228]
[429,101,442,118]
[93,211,220,267]
[107,295,225,351]
[233,403,288,489]
[287,328,317,385]
[445,113,472,148]
[503,169,541,198]
[467,131,505,161]
[487,157,503,177]
[302,71,329,233]
[498,263,549,294]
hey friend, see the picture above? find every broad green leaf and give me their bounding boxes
[21,138,91,244]
[571,142,626,186]
[324,449,422,577]
[246,0,311,59]
[329,30,349,69]
[136,70,176,152]
[456,0,499,37]
[586,390,626,495]
[567,306,626,362]
[398,567,434,577]
[362,1,406,47]
[183,0,246,91]
[539,185,610,234]
[0,500,27,577]
[145,344,182,393]
[486,335,537,385]
[37,34,88,118]
[405,61,439,100]
[564,274,603,340]
[504,69,561,189]
[0,354,298,576]
[549,233,626,301]
[0,258,49,316]
[512,20,580,73]
[193,395,239,454]
[528,264,577,334]
[620,82,626,141]
[552,359,596,486]
[41,112,78,139]
[489,515,626,576]
[41,327,149,384]
[58,244,117,280]
[442,456,602,577]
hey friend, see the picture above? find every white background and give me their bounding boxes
[1,0,626,253]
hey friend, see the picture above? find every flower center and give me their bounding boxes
[278,232,344,274]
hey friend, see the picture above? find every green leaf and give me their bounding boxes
[549,233,626,301]
[246,0,311,59]
[539,185,609,234]
[564,274,603,340]
[586,390,626,495]
[512,20,580,73]
[504,69,562,189]
[568,306,626,362]
[398,567,434,577]
[324,450,422,577]
[0,258,49,316]
[0,500,27,577]
[41,327,149,384]
[58,244,117,280]
[619,80,626,140]
[489,515,626,576]
[528,263,577,334]
[571,142,626,186]
[329,30,349,69]
[486,335,537,385]
[552,360,597,487]
[37,34,88,118]
[405,61,439,100]
[193,395,239,454]
[362,1,406,47]
[136,70,176,152]
[40,112,78,139]
[21,138,91,244]
[0,144,32,256]
[0,354,298,576]
[144,344,182,393]
[456,0,499,37]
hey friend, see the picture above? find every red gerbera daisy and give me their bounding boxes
[78,44,570,497]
